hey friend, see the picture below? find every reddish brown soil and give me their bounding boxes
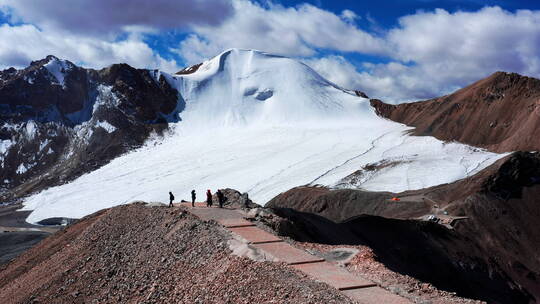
[267,152,540,303]
[370,72,540,152]
[0,203,355,304]
[296,242,485,304]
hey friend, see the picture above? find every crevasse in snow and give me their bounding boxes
[22,49,507,223]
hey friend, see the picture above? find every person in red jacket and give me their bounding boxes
[206,189,213,207]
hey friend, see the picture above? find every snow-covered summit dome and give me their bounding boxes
[173,48,368,127]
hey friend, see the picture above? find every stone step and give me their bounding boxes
[182,205,411,304]
[188,206,245,221]
[253,242,325,265]
[293,261,376,290]
[342,286,412,304]
[217,218,256,228]
[228,226,283,244]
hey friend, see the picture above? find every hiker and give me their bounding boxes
[206,189,213,207]
[216,189,225,208]
[191,189,196,207]
[242,192,249,209]
[169,191,175,207]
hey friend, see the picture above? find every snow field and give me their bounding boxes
[22,49,505,223]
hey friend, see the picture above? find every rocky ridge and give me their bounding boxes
[0,203,355,304]
[370,71,540,153]
[0,56,183,201]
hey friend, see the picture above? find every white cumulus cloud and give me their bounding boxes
[0,23,180,72]
[173,0,388,64]
[0,0,233,36]
[306,6,540,102]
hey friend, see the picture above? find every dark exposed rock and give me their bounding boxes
[175,62,202,75]
[0,56,183,201]
[37,217,78,226]
[481,151,540,199]
[267,186,429,222]
[219,188,259,209]
[0,231,50,265]
[354,90,368,98]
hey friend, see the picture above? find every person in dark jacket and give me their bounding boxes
[191,190,196,207]
[169,191,175,207]
[241,192,250,209]
[206,189,213,207]
[216,189,225,208]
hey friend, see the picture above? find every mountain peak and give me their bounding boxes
[480,71,538,87]
[29,55,61,68]
[172,48,366,127]
[176,48,284,75]
[371,71,540,152]
[463,70,540,101]
[45,54,60,61]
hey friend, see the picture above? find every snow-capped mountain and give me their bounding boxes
[0,55,182,201]
[13,49,506,223]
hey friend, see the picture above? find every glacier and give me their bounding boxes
[22,49,505,223]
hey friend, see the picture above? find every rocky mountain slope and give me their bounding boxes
[0,203,355,304]
[0,56,182,201]
[370,72,540,153]
[268,151,540,303]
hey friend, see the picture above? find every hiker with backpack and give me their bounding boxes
[169,191,175,207]
[206,189,213,207]
[191,189,196,207]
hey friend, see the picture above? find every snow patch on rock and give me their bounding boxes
[44,58,72,88]
[16,163,28,174]
[39,139,50,151]
[25,121,37,140]
[0,139,13,154]
[0,139,13,168]
[96,121,116,133]
[24,73,35,84]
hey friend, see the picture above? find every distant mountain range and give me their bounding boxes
[3,49,539,215]
[5,49,505,223]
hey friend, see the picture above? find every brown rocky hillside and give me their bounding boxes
[0,203,355,304]
[370,72,540,152]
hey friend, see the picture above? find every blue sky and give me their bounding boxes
[141,0,540,68]
[1,0,540,102]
